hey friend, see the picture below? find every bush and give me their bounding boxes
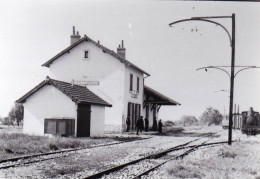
[1,117,14,125]
[167,164,203,178]
[176,115,199,126]
[163,126,184,134]
[164,120,175,126]
[219,148,237,158]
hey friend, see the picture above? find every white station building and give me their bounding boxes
[17,27,180,137]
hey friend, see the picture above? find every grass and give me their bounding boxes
[0,132,141,160]
[42,143,129,178]
[166,139,260,179]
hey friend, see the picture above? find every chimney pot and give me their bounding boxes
[117,40,126,58]
[70,27,81,44]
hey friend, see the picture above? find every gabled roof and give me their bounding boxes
[144,85,181,105]
[16,77,112,107]
[41,35,150,76]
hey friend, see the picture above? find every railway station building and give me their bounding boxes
[17,27,180,137]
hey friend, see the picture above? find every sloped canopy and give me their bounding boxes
[144,86,180,105]
[16,77,112,107]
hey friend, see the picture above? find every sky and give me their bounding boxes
[0,0,260,121]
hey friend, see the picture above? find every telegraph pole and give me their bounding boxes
[228,13,235,145]
[169,14,236,145]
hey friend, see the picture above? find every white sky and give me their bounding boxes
[0,0,260,121]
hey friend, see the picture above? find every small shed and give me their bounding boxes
[16,76,112,137]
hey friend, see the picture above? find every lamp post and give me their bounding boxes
[197,65,260,132]
[169,14,235,145]
[196,65,260,78]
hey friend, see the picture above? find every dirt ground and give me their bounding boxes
[1,125,259,178]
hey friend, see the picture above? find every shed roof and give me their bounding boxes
[16,77,112,107]
[41,35,150,76]
[144,86,181,105]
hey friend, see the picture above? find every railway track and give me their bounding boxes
[0,137,149,170]
[84,130,225,179]
[132,141,230,179]
[0,130,225,179]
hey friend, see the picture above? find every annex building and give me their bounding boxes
[17,27,180,137]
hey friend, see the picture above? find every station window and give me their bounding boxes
[84,51,89,58]
[130,74,133,91]
[44,119,75,136]
[137,77,140,93]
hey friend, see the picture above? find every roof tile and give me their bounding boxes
[16,77,112,107]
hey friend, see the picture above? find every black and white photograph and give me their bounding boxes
[0,0,260,178]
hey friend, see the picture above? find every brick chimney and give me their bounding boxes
[70,26,81,44]
[117,40,126,58]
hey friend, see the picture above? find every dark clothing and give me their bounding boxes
[126,116,130,132]
[140,118,144,132]
[158,120,162,134]
[136,116,144,135]
[145,118,149,132]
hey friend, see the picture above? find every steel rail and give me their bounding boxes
[83,140,194,179]
[83,130,223,179]
[0,137,148,170]
[133,140,232,179]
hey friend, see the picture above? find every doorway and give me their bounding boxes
[77,104,91,137]
[127,102,141,131]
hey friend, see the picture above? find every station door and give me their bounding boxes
[127,102,141,131]
[77,104,91,137]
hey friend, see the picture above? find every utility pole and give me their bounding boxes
[228,13,235,145]
[169,14,236,145]
[170,14,259,145]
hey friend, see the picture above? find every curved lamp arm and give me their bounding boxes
[196,66,231,79]
[169,18,232,47]
[234,67,260,77]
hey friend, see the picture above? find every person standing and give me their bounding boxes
[145,117,149,132]
[136,117,141,135]
[140,116,144,133]
[158,119,162,134]
[126,115,130,132]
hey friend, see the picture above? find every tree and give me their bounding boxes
[200,107,223,126]
[8,103,24,126]
[177,115,198,126]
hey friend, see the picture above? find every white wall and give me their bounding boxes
[23,85,77,136]
[48,41,125,125]
[90,105,105,137]
[122,65,144,130]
